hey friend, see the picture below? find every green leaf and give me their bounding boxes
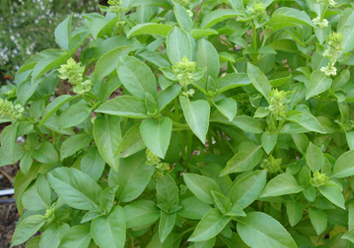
[306,71,332,100]
[1,123,18,164]
[189,238,216,248]
[22,174,51,211]
[95,96,148,118]
[188,208,231,242]
[216,73,250,94]
[138,51,171,68]
[48,167,102,210]
[17,78,41,105]
[201,9,242,29]
[261,131,277,155]
[93,115,121,171]
[269,7,314,31]
[229,170,267,208]
[11,215,46,247]
[127,23,173,38]
[166,27,193,65]
[117,55,157,100]
[157,174,180,213]
[197,39,220,80]
[211,190,231,213]
[247,63,271,100]
[81,146,106,181]
[40,95,75,126]
[157,84,183,111]
[33,142,59,164]
[59,103,91,129]
[306,142,324,172]
[214,98,237,122]
[308,208,327,235]
[91,206,126,248]
[221,142,263,176]
[174,3,193,32]
[124,200,160,229]
[140,117,173,159]
[99,185,119,214]
[159,212,176,242]
[286,200,303,227]
[342,229,354,244]
[268,40,298,53]
[232,115,263,134]
[54,14,72,50]
[183,173,222,204]
[332,150,354,178]
[226,203,246,217]
[108,151,154,202]
[260,173,303,198]
[286,111,326,133]
[190,29,219,40]
[58,225,92,248]
[60,134,92,160]
[180,96,210,144]
[94,46,131,81]
[237,212,297,248]
[115,123,146,158]
[40,224,70,248]
[319,184,345,209]
[178,197,212,220]
[291,133,309,154]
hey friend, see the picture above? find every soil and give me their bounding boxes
[0,164,24,248]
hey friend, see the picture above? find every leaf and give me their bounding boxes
[157,174,180,213]
[166,27,193,65]
[54,14,72,50]
[11,215,46,247]
[99,185,119,214]
[178,197,212,220]
[17,78,41,105]
[127,23,173,38]
[260,173,303,198]
[91,206,126,248]
[60,134,92,160]
[190,28,219,40]
[237,212,297,248]
[214,98,237,122]
[286,200,303,227]
[140,117,173,159]
[188,208,231,242]
[22,174,51,211]
[40,95,75,126]
[117,55,157,100]
[58,225,92,248]
[108,151,154,202]
[59,103,91,129]
[306,71,332,100]
[138,51,171,68]
[1,123,18,163]
[94,46,131,81]
[189,238,216,248]
[332,150,354,178]
[93,115,121,171]
[201,9,242,29]
[183,173,222,204]
[157,84,183,111]
[174,3,193,32]
[268,40,298,53]
[33,142,59,164]
[286,111,326,133]
[261,131,277,155]
[124,200,160,228]
[247,63,271,100]
[197,39,220,80]
[159,212,176,242]
[221,142,263,176]
[229,170,267,209]
[232,115,263,134]
[40,224,70,248]
[318,184,345,209]
[306,142,324,172]
[95,96,148,118]
[115,123,146,158]
[48,167,102,210]
[81,146,106,181]
[216,73,251,94]
[211,190,231,213]
[180,96,210,144]
[308,208,327,235]
[269,7,314,31]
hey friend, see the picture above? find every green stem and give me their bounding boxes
[186,130,192,164]
[34,124,49,142]
[252,24,259,64]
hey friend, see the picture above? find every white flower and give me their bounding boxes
[321,65,337,76]
[312,17,329,28]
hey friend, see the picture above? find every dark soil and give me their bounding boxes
[0,164,24,248]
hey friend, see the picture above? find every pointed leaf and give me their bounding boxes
[306,142,324,172]
[166,27,193,65]
[308,208,327,235]
[127,23,173,38]
[306,71,332,100]
[261,131,277,155]
[214,98,237,122]
[201,9,242,29]
[58,225,92,248]
[124,200,160,228]
[247,63,271,100]
[159,212,176,243]
[197,39,220,80]
[319,184,345,209]
[260,173,303,198]
[178,197,212,220]
[332,150,354,178]
[115,123,146,158]
[11,215,46,247]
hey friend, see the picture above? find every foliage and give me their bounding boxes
[0,0,99,77]
[2,0,354,247]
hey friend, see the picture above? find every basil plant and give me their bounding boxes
[3,0,354,247]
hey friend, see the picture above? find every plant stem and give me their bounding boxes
[34,124,49,142]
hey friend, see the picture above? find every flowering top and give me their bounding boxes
[0,98,24,120]
[172,56,197,86]
[268,89,287,118]
[310,171,329,187]
[57,58,92,95]
[320,32,343,76]
[312,17,329,28]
